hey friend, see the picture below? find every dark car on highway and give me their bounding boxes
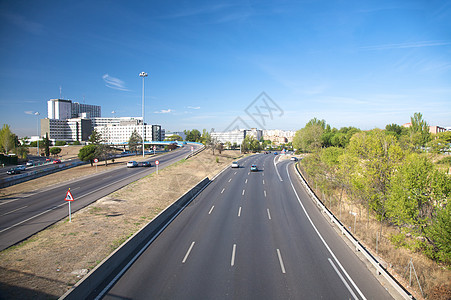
[6,168,21,175]
[141,161,151,167]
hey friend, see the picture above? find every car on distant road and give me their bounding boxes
[26,161,34,166]
[53,159,61,164]
[274,152,278,155]
[290,157,298,161]
[250,165,258,172]
[6,168,21,175]
[45,158,51,162]
[141,161,151,167]
[231,161,239,168]
[16,165,26,171]
[127,161,138,168]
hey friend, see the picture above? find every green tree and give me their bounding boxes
[409,112,431,147]
[50,147,62,156]
[89,129,103,144]
[184,129,201,142]
[55,141,67,146]
[344,129,404,225]
[95,144,112,166]
[128,129,142,153]
[78,144,98,166]
[293,119,324,152]
[0,124,15,154]
[428,131,451,154]
[44,133,50,157]
[201,129,211,145]
[425,204,451,264]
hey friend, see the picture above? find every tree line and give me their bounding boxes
[297,113,451,264]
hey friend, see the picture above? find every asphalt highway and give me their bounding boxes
[101,153,393,299]
[0,144,201,251]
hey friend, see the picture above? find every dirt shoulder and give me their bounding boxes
[0,149,244,299]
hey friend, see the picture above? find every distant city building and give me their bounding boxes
[47,99,101,120]
[93,117,165,144]
[263,129,296,145]
[41,118,92,142]
[211,128,263,145]
[42,99,165,143]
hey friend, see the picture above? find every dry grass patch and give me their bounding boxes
[0,150,243,299]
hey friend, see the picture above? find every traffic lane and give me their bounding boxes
[233,170,290,300]
[103,155,261,299]
[0,162,152,230]
[0,146,195,251]
[263,159,353,299]
[0,146,191,219]
[102,162,250,299]
[0,164,161,251]
[282,160,393,299]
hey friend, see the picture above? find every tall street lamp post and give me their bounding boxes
[139,72,148,158]
[34,112,40,156]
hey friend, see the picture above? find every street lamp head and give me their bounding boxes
[34,112,40,116]
[139,72,148,78]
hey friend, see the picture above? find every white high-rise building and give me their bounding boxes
[47,99,101,120]
[48,99,72,120]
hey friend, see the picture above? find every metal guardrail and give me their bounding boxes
[185,145,205,160]
[293,163,414,300]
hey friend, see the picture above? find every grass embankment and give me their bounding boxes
[0,150,243,299]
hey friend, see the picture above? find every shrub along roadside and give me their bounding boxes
[299,129,450,298]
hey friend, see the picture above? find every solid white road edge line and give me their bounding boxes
[329,258,358,300]
[182,241,195,264]
[276,249,286,274]
[1,205,28,217]
[273,155,283,181]
[286,164,367,300]
[0,202,65,233]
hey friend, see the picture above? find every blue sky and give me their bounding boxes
[1,0,450,137]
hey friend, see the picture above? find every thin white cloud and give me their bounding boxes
[187,106,201,109]
[154,109,173,114]
[2,12,44,35]
[102,74,129,91]
[361,40,451,51]
[24,111,34,115]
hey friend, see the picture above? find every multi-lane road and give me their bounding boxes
[100,153,393,299]
[0,144,201,251]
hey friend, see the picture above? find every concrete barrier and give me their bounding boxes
[60,177,211,300]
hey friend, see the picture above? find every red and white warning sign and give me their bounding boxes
[155,160,159,165]
[65,189,74,201]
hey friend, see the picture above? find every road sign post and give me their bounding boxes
[65,188,75,222]
[155,160,159,174]
[153,145,156,155]
[94,158,99,172]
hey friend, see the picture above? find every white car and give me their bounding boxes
[290,157,298,161]
[127,161,138,168]
[26,161,34,166]
[231,161,239,168]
